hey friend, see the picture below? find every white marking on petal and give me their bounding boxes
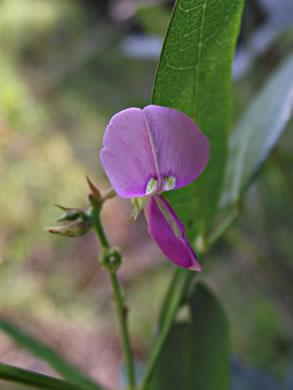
[162,175,176,191]
[146,178,158,195]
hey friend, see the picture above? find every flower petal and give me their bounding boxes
[100,108,157,198]
[145,195,201,271]
[143,105,210,190]
[100,105,210,197]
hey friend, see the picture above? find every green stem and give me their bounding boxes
[109,272,136,390]
[92,207,110,249]
[92,207,136,390]
[0,363,86,390]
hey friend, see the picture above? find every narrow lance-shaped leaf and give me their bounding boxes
[0,363,87,390]
[0,318,102,390]
[141,268,196,389]
[152,0,244,240]
[150,282,230,390]
[188,282,230,390]
[221,53,293,208]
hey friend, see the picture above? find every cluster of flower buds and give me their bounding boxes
[47,204,92,237]
[46,177,115,238]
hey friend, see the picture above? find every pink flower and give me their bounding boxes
[100,105,210,270]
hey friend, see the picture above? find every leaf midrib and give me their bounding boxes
[193,0,208,121]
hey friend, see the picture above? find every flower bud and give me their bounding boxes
[46,218,92,237]
[99,248,122,271]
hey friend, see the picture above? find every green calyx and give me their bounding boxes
[130,197,144,221]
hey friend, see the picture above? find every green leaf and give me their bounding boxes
[0,363,87,390]
[0,318,102,390]
[152,0,244,239]
[151,282,230,390]
[141,268,195,390]
[136,5,170,36]
[221,53,293,208]
[188,283,230,390]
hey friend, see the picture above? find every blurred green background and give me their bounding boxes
[1,0,293,389]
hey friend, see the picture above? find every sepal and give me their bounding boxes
[129,197,144,221]
[54,204,84,222]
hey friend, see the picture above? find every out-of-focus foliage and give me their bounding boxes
[0,319,102,389]
[1,0,293,389]
[136,4,170,37]
[221,53,293,207]
[151,283,230,390]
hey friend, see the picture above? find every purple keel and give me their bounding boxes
[146,195,201,271]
